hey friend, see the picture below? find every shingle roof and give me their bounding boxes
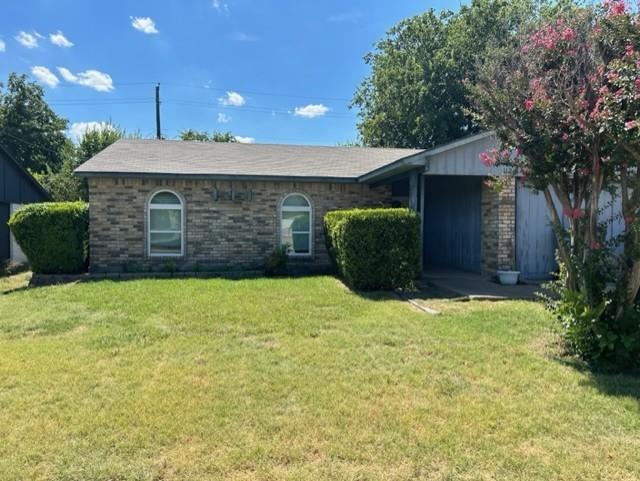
[74,139,425,181]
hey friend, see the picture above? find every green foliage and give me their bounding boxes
[0,73,69,173]
[353,0,539,148]
[264,246,289,277]
[549,284,640,369]
[77,124,124,162]
[179,129,237,142]
[36,123,125,202]
[8,202,89,274]
[324,208,420,290]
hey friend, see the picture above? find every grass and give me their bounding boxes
[0,275,639,480]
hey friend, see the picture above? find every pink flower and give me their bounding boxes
[479,151,495,167]
[634,78,640,91]
[561,133,569,142]
[604,0,627,16]
[625,120,637,130]
[625,44,635,56]
[524,99,535,111]
[563,208,586,219]
[561,27,576,41]
[590,241,602,250]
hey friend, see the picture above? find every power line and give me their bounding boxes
[51,79,354,103]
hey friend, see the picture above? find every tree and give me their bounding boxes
[37,123,124,201]
[469,2,640,365]
[179,129,237,142]
[0,73,69,173]
[77,124,124,163]
[352,0,542,149]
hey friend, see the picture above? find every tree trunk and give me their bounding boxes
[544,186,576,290]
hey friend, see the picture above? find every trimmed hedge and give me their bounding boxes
[8,202,89,274]
[324,207,420,290]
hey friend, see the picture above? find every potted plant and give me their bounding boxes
[497,263,520,285]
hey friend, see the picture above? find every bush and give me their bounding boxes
[264,246,288,277]
[324,207,420,290]
[8,202,89,274]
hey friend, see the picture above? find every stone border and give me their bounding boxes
[29,270,264,287]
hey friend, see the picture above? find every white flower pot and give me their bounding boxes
[497,270,520,285]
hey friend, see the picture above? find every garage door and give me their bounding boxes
[423,176,482,272]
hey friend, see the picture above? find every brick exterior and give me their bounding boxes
[87,177,391,273]
[481,178,516,275]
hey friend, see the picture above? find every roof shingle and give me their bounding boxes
[74,139,425,180]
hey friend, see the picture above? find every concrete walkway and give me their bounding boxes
[422,268,545,300]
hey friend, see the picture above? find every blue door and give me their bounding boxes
[516,181,558,280]
[423,176,482,272]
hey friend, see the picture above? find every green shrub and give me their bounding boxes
[264,245,288,277]
[324,207,420,290]
[8,202,89,274]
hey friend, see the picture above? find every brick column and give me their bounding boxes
[481,178,516,276]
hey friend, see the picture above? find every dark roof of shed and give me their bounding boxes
[0,144,51,200]
[74,139,426,181]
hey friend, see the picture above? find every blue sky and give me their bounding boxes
[1,0,459,145]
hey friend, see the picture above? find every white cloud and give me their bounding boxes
[212,0,229,13]
[49,30,74,47]
[31,66,59,87]
[57,67,114,92]
[235,136,255,144]
[218,91,245,106]
[293,104,329,119]
[68,121,115,142]
[130,16,158,34]
[0,40,5,52]
[15,31,39,48]
[217,113,231,123]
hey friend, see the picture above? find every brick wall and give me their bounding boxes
[87,177,391,273]
[481,178,516,275]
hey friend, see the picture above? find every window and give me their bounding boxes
[280,194,311,255]
[148,191,183,256]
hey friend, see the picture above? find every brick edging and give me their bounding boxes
[29,270,264,287]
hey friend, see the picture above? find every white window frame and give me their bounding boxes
[147,190,184,257]
[280,193,312,257]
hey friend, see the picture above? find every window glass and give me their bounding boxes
[149,233,181,254]
[150,209,181,231]
[281,194,311,255]
[150,192,181,205]
[282,211,310,232]
[149,191,183,256]
[282,194,310,207]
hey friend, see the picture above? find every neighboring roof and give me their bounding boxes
[74,139,426,182]
[0,144,51,200]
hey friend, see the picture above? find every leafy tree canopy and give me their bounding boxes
[179,129,237,142]
[353,0,563,149]
[0,73,69,173]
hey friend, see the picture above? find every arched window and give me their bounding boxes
[148,190,184,256]
[280,193,312,255]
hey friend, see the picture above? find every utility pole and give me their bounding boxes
[155,83,161,140]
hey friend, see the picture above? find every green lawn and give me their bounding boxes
[0,276,639,480]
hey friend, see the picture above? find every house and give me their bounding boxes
[75,132,559,279]
[0,145,50,265]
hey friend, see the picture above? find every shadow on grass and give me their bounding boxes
[554,355,640,401]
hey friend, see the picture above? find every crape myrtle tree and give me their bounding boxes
[469,1,640,365]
